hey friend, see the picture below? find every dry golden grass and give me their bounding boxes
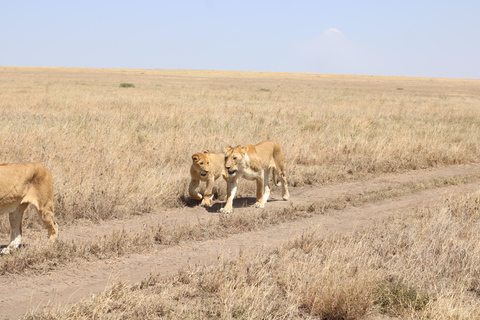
[25,190,480,319]
[0,67,479,226]
[1,67,480,319]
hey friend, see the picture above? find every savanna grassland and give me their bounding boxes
[1,67,480,319]
[1,67,478,223]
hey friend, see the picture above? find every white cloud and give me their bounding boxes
[293,28,381,74]
[324,28,342,34]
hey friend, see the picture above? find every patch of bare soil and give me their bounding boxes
[1,164,479,319]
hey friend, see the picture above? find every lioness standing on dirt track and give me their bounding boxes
[220,140,289,213]
[0,162,58,254]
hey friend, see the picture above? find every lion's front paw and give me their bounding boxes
[190,193,203,201]
[200,198,213,207]
[254,202,265,208]
[220,207,232,214]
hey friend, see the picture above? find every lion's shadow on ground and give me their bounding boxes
[204,197,258,213]
[180,195,283,213]
[206,197,283,213]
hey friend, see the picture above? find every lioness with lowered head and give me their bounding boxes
[189,151,227,207]
[0,162,58,254]
[220,140,289,213]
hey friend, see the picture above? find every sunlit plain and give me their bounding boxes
[1,67,480,319]
[1,67,478,225]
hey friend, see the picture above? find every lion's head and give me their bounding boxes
[224,145,248,177]
[191,151,212,177]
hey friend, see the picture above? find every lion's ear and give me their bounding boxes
[203,150,209,154]
[223,146,231,154]
[240,145,248,154]
[192,154,199,161]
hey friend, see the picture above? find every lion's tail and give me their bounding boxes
[271,169,282,187]
[272,141,290,200]
[271,141,287,184]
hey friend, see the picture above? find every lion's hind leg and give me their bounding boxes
[28,165,58,243]
[271,167,281,187]
[1,203,28,254]
[273,166,289,201]
[254,170,269,209]
[272,144,290,201]
[279,172,290,201]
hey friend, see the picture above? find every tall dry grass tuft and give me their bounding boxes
[284,235,376,319]
[1,67,479,227]
[0,229,154,275]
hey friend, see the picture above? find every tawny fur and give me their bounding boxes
[189,151,227,207]
[0,162,58,254]
[220,140,289,213]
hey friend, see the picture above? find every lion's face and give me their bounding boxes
[192,152,212,177]
[224,146,247,177]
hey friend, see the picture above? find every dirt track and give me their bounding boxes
[1,164,480,319]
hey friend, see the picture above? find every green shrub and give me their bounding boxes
[375,280,430,315]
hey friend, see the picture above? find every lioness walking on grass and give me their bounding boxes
[0,162,58,254]
[220,140,289,213]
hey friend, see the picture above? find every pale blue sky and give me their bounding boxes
[1,1,479,79]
